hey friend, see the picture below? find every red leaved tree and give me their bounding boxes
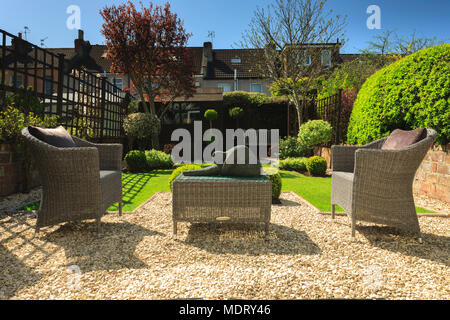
[100,1,195,149]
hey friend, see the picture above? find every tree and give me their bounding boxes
[100,1,196,149]
[239,0,347,127]
[364,29,441,55]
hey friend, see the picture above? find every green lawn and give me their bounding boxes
[20,169,434,214]
[280,170,434,213]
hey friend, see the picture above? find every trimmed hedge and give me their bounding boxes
[124,150,148,173]
[347,44,450,145]
[145,149,173,170]
[306,156,327,177]
[263,167,282,199]
[279,157,308,172]
[168,164,202,190]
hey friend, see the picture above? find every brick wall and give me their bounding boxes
[0,144,41,197]
[0,144,20,196]
[413,144,449,203]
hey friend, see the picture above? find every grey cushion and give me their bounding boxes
[381,128,427,150]
[28,126,76,148]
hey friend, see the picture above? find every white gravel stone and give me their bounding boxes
[0,191,448,300]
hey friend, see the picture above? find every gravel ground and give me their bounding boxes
[0,191,448,300]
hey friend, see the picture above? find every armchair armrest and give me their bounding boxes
[72,136,123,170]
[331,138,387,172]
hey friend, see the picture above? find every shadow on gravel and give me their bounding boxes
[357,225,450,267]
[183,222,321,256]
[44,221,165,272]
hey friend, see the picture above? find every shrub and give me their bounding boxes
[124,150,148,172]
[298,120,332,148]
[347,44,450,145]
[306,156,327,177]
[145,149,173,170]
[169,164,202,190]
[123,112,160,140]
[223,91,268,108]
[228,107,244,119]
[0,106,58,145]
[279,157,307,172]
[263,167,282,199]
[279,136,309,159]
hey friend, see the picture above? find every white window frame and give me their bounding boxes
[321,50,332,67]
[250,83,263,93]
[218,83,231,93]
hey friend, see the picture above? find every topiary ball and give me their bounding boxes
[168,164,202,191]
[123,112,161,139]
[298,120,333,149]
[124,150,148,173]
[263,167,282,200]
[347,44,450,145]
[204,109,218,121]
[306,156,327,176]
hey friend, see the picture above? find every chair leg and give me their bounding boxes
[96,218,102,235]
[417,232,423,244]
[264,222,270,241]
[351,216,356,241]
[331,204,335,219]
[173,221,177,236]
[34,226,40,238]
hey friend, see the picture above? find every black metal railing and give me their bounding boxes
[0,29,129,141]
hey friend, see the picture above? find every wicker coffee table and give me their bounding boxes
[172,174,272,240]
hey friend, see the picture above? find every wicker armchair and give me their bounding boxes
[21,127,123,234]
[331,129,437,242]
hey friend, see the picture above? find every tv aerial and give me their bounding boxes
[40,37,48,47]
[23,26,31,40]
[207,30,215,44]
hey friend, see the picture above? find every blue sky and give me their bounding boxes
[0,0,449,53]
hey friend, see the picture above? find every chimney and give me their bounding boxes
[18,32,23,39]
[201,42,213,78]
[74,29,85,52]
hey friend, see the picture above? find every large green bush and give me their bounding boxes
[306,156,327,177]
[347,44,450,145]
[145,149,173,170]
[298,120,332,149]
[168,164,202,190]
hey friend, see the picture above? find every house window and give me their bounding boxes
[44,76,54,94]
[296,50,311,66]
[114,78,123,90]
[231,58,241,64]
[321,50,332,67]
[10,74,23,88]
[250,83,263,93]
[218,83,231,93]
